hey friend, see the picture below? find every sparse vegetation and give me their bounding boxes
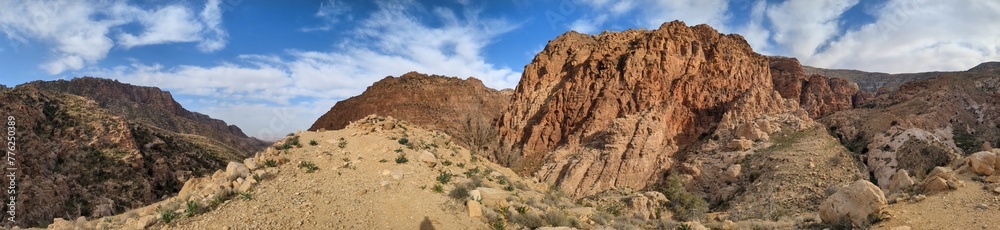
[238,191,253,200]
[264,159,277,167]
[659,173,708,221]
[398,137,409,145]
[456,162,465,168]
[158,207,176,224]
[184,200,200,217]
[432,184,444,193]
[298,161,319,173]
[309,140,318,146]
[338,138,347,148]
[436,171,454,184]
[395,154,409,164]
[442,160,452,166]
[394,148,403,153]
[448,185,470,200]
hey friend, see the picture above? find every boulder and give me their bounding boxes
[467,200,483,217]
[923,177,950,192]
[475,187,509,207]
[968,151,997,175]
[736,123,769,141]
[418,151,438,167]
[921,166,958,193]
[727,138,754,151]
[469,189,482,201]
[244,158,258,171]
[819,180,887,227]
[625,194,660,220]
[886,169,914,193]
[226,162,251,181]
[178,178,203,200]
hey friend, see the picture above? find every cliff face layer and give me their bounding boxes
[769,57,860,118]
[308,72,511,151]
[0,79,261,227]
[495,21,809,198]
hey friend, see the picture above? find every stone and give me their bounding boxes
[819,180,887,227]
[475,187,509,207]
[969,151,997,175]
[467,200,483,217]
[238,180,253,193]
[736,123,769,141]
[244,158,258,171]
[923,177,950,192]
[679,221,709,230]
[993,187,1000,195]
[178,177,202,200]
[721,164,741,182]
[48,218,74,230]
[912,194,926,202]
[643,191,668,203]
[624,194,661,220]
[984,142,993,151]
[226,162,251,181]
[975,203,989,210]
[418,151,438,167]
[727,138,754,151]
[390,170,404,180]
[469,189,482,201]
[136,215,157,229]
[886,169,915,193]
[889,226,912,230]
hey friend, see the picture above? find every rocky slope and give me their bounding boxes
[823,62,1000,191]
[494,21,810,199]
[802,65,944,93]
[0,81,263,227]
[308,72,511,152]
[26,77,267,154]
[769,56,860,118]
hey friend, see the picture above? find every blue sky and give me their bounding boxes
[1,0,999,140]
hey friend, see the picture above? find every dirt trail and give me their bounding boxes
[874,174,1000,230]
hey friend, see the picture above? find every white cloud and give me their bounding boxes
[802,0,1000,73]
[764,0,859,57]
[575,0,731,32]
[0,0,229,74]
[301,0,352,32]
[78,0,521,139]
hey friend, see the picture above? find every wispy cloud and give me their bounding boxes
[300,0,352,32]
[0,0,229,74]
[78,0,521,139]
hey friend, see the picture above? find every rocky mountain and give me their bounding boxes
[25,77,266,154]
[493,21,814,198]
[769,56,861,118]
[308,72,511,151]
[0,79,265,227]
[802,65,944,92]
[822,62,1000,190]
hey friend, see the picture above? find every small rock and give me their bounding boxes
[993,187,1000,194]
[469,189,482,201]
[913,194,926,202]
[244,158,258,170]
[923,177,950,192]
[726,138,754,151]
[390,170,404,180]
[418,151,437,167]
[887,169,915,193]
[889,226,911,230]
[969,151,997,175]
[467,200,483,217]
[975,203,989,210]
[136,215,157,229]
[380,170,391,176]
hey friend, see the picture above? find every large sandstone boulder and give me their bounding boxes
[969,151,997,175]
[921,167,958,193]
[819,180,888,227]
[886,169,914,193]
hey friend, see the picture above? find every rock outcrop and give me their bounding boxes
[309,72,511,151]
[495,21,809,198]
[768,57,860,118]
[0,81,261,227]
[819,180,888,227]
[822,63,1000,191]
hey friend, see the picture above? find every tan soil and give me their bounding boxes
[874,174,1000,230]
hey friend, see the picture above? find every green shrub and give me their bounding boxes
[184,200,199,217]
[456,162,465,168]
[442,160,452,166]
[298,161,319,173]
[659,174,708,221]
[432,184,444,193]
[159,207,176,224]
[309,140,319,146]
[398,137,409,145]
[394,148,403,153]
[238,191,253,200]
[337,138,347,148]
[264,159,277,167]
[436,171,454,184]
[395,154,408,164]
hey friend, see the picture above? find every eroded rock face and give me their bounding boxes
[309,72,510,150]
[768,57,859,118]
[495,21,807,198]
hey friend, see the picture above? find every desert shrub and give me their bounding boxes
[508,212,544,229]
[184,200,200,217]
[436,171,455,184]
[238,191,253,200]
[337,138,346,148]
[288,136,302,148]
[543,210,576,227]
[298,161,318,173]
[456,162,465,168]
[159,207,176,224]
[449,185,470,200]
[442,160,452,166]
[309,140,319,146]
[461,114,498,154]
[395,154,408,164]
[432,184,444,193]
[264,159,277,167]
[659,173,708,221]
[398,137,409,145]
